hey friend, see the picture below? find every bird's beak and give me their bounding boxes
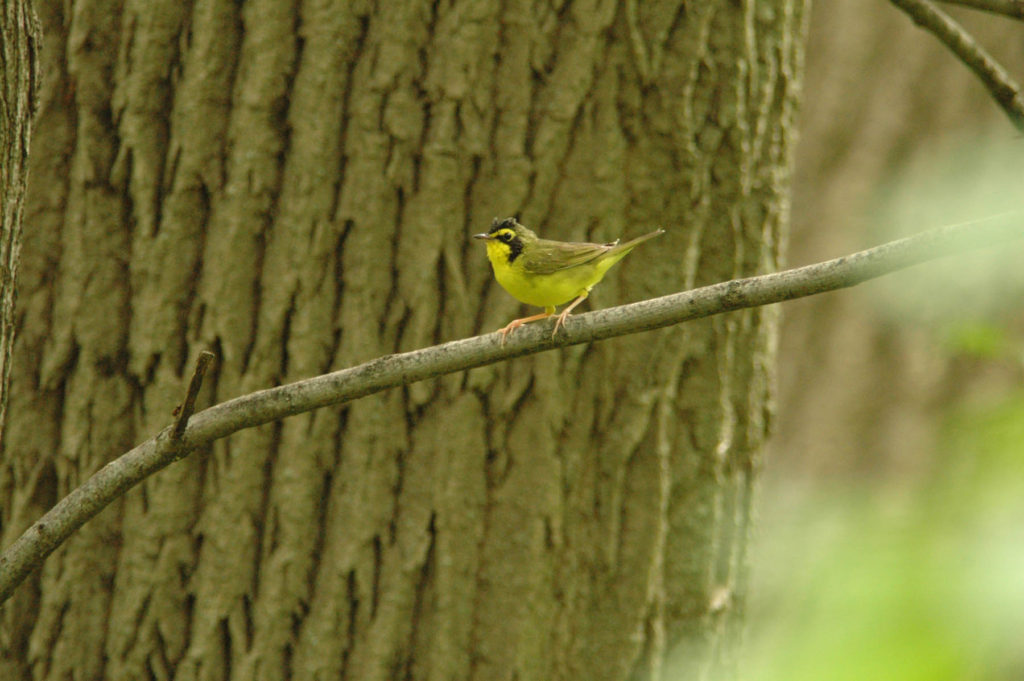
[473,233,491,240]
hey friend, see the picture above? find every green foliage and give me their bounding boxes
[743,391,1024,681]
[943,322,1011,360]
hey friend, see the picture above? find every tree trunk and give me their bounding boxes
[0,2,806,680]
[0,0,41,450]
[0,3,42,676]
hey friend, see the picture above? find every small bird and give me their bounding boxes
[474,217,665,343]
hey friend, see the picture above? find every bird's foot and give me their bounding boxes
[551,310,573,337]
[497,312,553,346]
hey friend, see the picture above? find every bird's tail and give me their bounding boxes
[613,228,665,253]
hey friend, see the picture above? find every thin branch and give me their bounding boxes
[891,0,1024,132]
[0,212,1021,603]
[938,0,1024,19]
[172,351,215,440]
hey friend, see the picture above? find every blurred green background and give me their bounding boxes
[750,389,1024,681]
[743,2,1024,680]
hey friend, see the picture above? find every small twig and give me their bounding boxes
[938,0,1024,19]
[172,351,215,440]
[0,212,1021,604]
[892,0,1024,132]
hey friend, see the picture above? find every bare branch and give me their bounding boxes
[0,212,1021,603]
[938,0,1024,19]
[172,351,215,440]
[891,0,1024,131]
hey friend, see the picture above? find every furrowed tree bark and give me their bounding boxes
[0,1,41,451]
[0,2,807,680]
[0,3,41,679]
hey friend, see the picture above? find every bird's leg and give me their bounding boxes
[498,306,556,345]
[552,292,588,337]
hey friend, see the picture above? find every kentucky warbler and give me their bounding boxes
[474,217,664,343]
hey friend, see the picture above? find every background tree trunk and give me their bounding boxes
[0,2,806,680]
[772,0,1024,479]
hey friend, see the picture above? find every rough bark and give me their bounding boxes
[0,0,41,447]
[0,3,42,676]
[0,2,806,680]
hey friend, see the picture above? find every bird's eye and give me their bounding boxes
[497,231,511,242]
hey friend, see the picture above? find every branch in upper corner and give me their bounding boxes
[938,0,1024,19]
[892,0,1024,132]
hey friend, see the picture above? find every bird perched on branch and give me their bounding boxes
[474,217,664,344]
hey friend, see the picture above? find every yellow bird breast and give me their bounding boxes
[485,240,620,308]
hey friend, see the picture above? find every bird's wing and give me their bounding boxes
[522,239,615,275]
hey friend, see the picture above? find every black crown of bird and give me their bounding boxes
[474,217,665,344]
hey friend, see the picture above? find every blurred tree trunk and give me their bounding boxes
[773,1,1024,480]
[0,1,805,680]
